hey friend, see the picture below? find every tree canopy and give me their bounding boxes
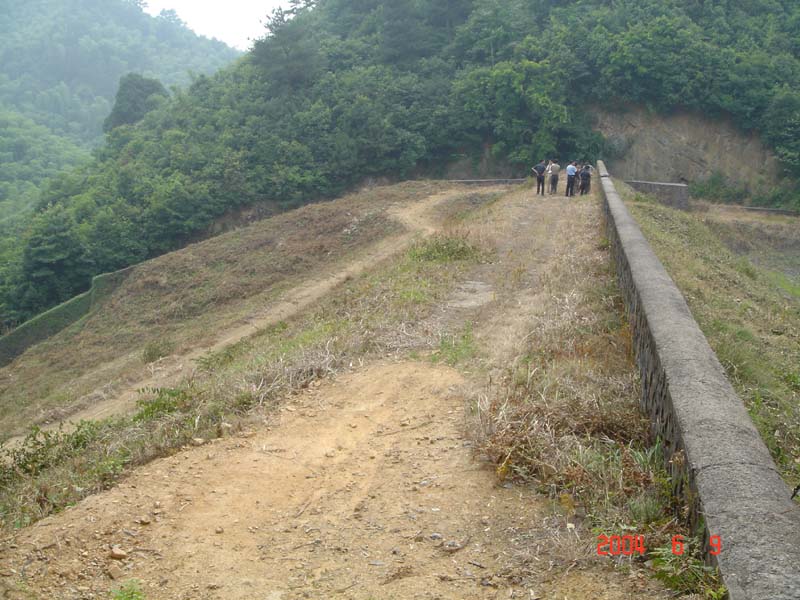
[103,74,169,132]
[2,0,800,327]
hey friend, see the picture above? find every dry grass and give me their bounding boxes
[470,211,667,531]
[0,181,465,437]
[461,189,722,595]
[0,224,487,530]
[619,184,800,485]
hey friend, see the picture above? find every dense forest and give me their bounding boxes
[0,0,239,222]
[0,0,239,326]
[2,0,800,327]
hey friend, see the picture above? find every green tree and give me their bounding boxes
[16,206,91,314]
[764,89,800,175]
[103,73,169,131]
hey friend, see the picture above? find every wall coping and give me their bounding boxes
[625,180,688,189]
[597,160,800,599]
[445,178,527,185]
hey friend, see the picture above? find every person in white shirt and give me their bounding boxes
[565,161,578,197]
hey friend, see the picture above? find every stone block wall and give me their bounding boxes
[597,160,800,599]
[625,180,690,210]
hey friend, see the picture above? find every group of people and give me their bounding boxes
[531,159,593,197]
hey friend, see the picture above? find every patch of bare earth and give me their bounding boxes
[1,181,674,599]
[0,183,503,443]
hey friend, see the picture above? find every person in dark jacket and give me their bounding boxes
[579,164,592,195]
[532,159,547,195]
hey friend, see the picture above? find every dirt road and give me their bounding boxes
[0,361,665,600]
[0,185,675,599]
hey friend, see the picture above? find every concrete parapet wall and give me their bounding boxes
[597,160,800,599]
[0,266,133,367]
[626,180,690,210]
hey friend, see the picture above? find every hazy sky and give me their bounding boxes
[143,1,288,50]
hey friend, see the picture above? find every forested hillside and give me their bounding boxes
[1,0,238,142]
[2,0,800,327]
[0,0,239,227]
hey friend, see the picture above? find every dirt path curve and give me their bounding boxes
[8,188,492,445]
[1,363,545,599]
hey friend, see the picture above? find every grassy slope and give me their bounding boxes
[0,182,468,436]
[1,185,719,594]
[0,193,493,530]
[617,182,800,484]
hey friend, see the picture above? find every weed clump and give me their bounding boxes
[111,580,146,600]
[409,233,481,263]
[650,539,727,598]
[141,339,175,364]
[432,323,476,366]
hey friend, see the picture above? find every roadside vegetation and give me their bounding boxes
[468,189,724,596]
[0,225,485,531]
[618,182,800,486]
[1,183,467,438]
[690,171,800,211]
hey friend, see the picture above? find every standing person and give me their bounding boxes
[565,161,577,197]
[584,163,594,193]
[579,164,592,195]
[532,159,547,196]
[549,159,561,194]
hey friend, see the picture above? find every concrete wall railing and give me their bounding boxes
[0,266,133,367]
[597,160,800,599]
[625,180,690,210]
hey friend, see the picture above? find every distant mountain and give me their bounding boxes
[0,0,240,221]
[0,0,240,142]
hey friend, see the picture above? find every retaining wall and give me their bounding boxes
[597,160,800,599]
[0,266,133,367]
[734,205,800,217]
[625,180,690,210]
[446,178,527,185]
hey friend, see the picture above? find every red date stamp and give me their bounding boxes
[597,534,722,556]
